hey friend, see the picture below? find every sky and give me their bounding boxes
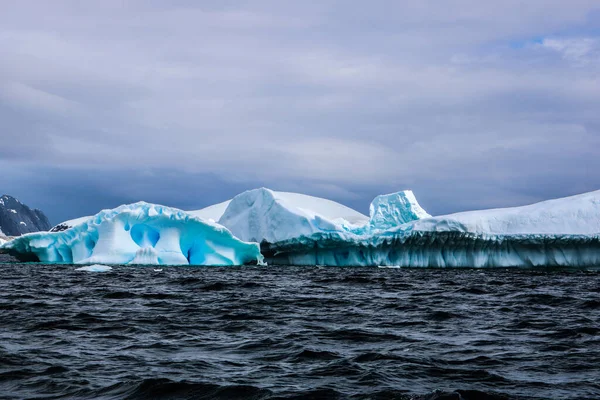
[1,0,599,224]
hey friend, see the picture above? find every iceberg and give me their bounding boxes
[264,191,600,267]
[188,200,231,223]
[193,187,428,242]
[214,188,370,243]
[76,264,113,272]
[0,202,262,266]
[4,187,599,268]
[369,190,431,231]
[410,190,600,235]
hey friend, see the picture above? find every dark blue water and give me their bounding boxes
[1,259,599,399]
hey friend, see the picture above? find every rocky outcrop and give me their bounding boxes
[0,195,51,236]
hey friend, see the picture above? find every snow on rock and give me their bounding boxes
[0,195,51,236]
[369,190,430,230]
[50,216,92,232]
[1,202,262,266]
[215,188,369,243]
[76,264,112,272]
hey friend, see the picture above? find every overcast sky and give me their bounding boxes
[1,1,599,224]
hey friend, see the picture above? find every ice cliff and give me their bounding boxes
[265,191,600,267]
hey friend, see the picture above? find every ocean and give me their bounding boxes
[1,260,599,399]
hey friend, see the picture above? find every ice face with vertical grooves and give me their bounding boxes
[261,190,600,267]
[0,202,262,266]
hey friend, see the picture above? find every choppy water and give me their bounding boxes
[1,260,599,399]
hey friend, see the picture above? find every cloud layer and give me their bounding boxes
[1,1,599,223]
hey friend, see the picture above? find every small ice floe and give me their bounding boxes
[377,265,402,268]
[75,264,113,272]
[153,269,163,272]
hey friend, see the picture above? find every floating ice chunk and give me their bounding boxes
[2,202,262,266]
[76,264,112,272]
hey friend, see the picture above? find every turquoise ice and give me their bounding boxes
[1,202,262,266]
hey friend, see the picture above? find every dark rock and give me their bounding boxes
[0,195,51,236]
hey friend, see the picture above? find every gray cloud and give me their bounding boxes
[1,1,599,222]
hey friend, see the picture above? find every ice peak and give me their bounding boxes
[369,190,431,230]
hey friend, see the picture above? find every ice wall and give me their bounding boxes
[263,190,600,267]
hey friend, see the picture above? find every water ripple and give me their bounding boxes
[0,263,599,399]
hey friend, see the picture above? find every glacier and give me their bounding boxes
[0,202,262,266]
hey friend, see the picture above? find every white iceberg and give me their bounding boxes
[76,264,113,272]
[1,202,262,266]
[214,188,370,243]
[411,190,600,235]
[266,191,600,267]
[188,200,231,223]
[193,187,428,243]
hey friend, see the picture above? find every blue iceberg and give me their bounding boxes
[1,202,262,266]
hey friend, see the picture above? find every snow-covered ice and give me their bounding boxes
[266,190,600,267]
[410,190,600,235]
[188,200,231,223]
[194,188,428,244]
[215,188,370,243]
[1,202,262,266]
